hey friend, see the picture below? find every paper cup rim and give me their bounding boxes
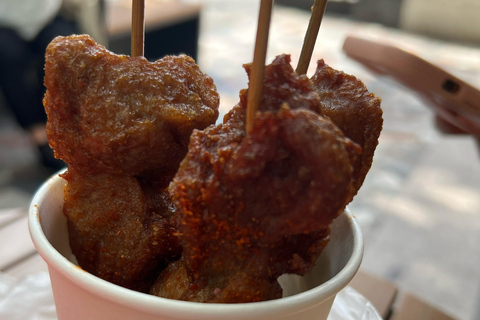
[29,172,363,319]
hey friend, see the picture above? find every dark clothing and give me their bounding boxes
[0,16,78,129]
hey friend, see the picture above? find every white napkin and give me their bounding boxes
[329,286,382,320]
[0,272,57,320]
[0,272,381,320]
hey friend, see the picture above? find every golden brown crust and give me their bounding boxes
[155,55,361,302]
[163,108,356,302]
[43,34,221,293]
[45,37,382,302]
[311,59,383,196]
[224,54,323,128]
[62,168,182,292]
[44,34,219,177]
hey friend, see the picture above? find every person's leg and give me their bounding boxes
[32,16,80,88]
[29,16,79,170]
[0,28,65,171]
[0,28,46,130]
[35,16,79,49]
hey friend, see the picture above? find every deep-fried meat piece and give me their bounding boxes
[151,256,283,303]
[150,258,191,301]
[44,35,219,178]
[153,107,358,302]
[150,231,331,302]
[150,55,362,302]
[224,54,323,128]
[221,55,348,278]
[226,55,382,198]
[311,59,383,196]
[62,168,182,293]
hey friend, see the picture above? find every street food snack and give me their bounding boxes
[154,108,358,302]
[150,55,372,302]
[311,59,383,196]
[62,168,182,292]
[44,35,219,180]
[224,54,324,128]
[44,34,220,292]
[44,36,382,302]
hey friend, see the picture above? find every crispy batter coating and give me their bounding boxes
[224,54,323,128]
[154,107,358,302]
[311,59,383,196]
[150,258,192,301]
[44,35,221,293]
[150,55,362,303]
[44,35,382,302]
[62,168,182,293]
[44,34,219,177]
[150,231,331,302]
[151,255,283,303]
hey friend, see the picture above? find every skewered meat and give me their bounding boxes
[62,168,182,292]
[44,34,382,302]
[151,55,361,302]
[44,34,219,179]
[224,54,323,129]
[311,59,383,196]
[153,107,358,302]
[43,34,220,292]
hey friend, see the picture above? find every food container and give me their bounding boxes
[29,172,363,320]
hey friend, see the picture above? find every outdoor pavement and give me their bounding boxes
[1,1,480,319]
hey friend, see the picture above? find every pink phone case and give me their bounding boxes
[343,35,480,135]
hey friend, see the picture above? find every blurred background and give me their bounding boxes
[1,0,480,319]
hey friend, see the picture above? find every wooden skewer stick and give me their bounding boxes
[296,0,328,75]
[131,0,145,57]
[246,0,274,134]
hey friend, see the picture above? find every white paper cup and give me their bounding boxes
[29,173,363,320]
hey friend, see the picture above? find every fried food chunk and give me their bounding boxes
[224,54,323,128]
[226,55,382,199]
[311,59,383,196]
[153,105,358,302]
[44,34,219,178]
[62,168,182,293]
[150,54,362,302]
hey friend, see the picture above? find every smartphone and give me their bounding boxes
[343,35,480,135]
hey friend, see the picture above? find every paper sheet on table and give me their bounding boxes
[0,272,382,320]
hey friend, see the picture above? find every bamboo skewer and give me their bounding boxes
[131,0,145,57]
[296,0,328,75]
[246,0,274,134]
